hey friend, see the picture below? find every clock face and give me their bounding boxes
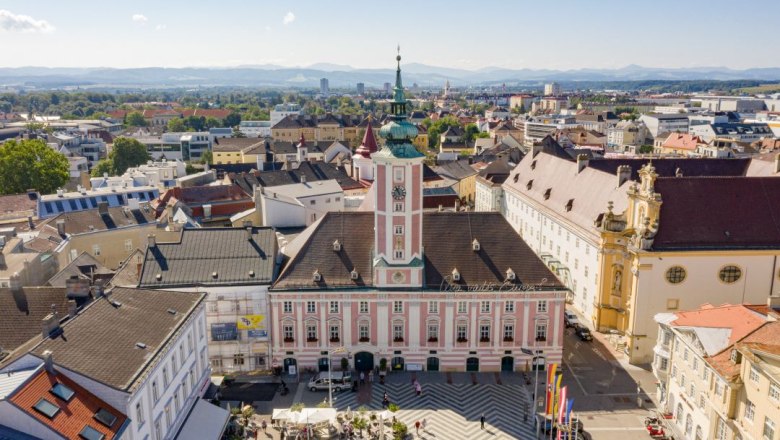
[392,271,406,284]
[392,185,406,200]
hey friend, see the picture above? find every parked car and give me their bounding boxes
[564,310,579,328]
[307,371,352,392]
[575,327,593,341]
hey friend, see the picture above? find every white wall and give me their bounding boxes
[0,401,63,440]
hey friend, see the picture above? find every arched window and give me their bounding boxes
[695,426,703,440]
[675,403,683,424]
[685,414,692,435]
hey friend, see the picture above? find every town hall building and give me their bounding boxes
[268,53,568,373]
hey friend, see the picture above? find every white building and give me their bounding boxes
[639,113,690,139]
[257,180,344,228]
[271,103,302,126]
[238,120,272,138]
[0,287,221,440]
[606,120,649,148]
[544,82,561,96]
[139,228,279,374]
[320,78,330,95]
[90,159,187,190]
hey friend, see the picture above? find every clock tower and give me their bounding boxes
[373,49,425,288]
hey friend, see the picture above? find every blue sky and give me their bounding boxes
[1,0,778,70]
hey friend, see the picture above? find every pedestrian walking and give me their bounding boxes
[360,371,365,385]
[368,370,374,383]
[261,420,267,432]
[421,418,426,431]
[415,420,421,435]
[480,414,485,430]
[415,382,421,396]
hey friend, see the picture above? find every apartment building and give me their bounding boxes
[639,113,690,139]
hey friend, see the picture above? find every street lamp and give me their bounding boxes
[328,346,346,407]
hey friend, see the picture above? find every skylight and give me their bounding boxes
[79,425,105,440]
[33,398,60,419]
[94,408,117,427]
[50,383,75,402]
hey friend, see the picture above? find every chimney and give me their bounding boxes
[56,189,64,198]
[147,234,156,248]
[0,252,5,270]
[245,226,253,241]
[675,167,683,177]
[56,219,65,236]
[455,199,461,211]
[438,205,443,212]
[27,216,34,230]
[41,310,60,338]
[67,299,78,319]
[300,174,306,184]
[42,350,54,374]
[576,154,589,173]
[9,272,22,293]
[617,165,632,187]
[97,201,109,215]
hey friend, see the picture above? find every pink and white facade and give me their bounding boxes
[269,54,566,373]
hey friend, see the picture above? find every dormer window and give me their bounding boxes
[544,188,552,200]
[350,268,359,280]
[333,240,342,252]
[452,268,461,281]
[526,180,533,190]
[513,174,519,183]
[531,160,537,170]
[506,268,516,281]
[472,239,480,251]
[565,199,574,212]
[313,270,322,282]
[730,349,741,364]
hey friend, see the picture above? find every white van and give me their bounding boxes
[307,371,352,392]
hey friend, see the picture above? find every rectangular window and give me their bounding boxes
[480,301,490,313]
[283,325,294,340]
[537,300,548,313]
[428,325,438,341]
[359,301,369,314]
[283,301,293,313]
[171,353,177,374]
[154,419,162,440]
[750,365,760,384]
[457,301,467,314]
[92,244,101,256]
[503,323,514,340]
[359,324,369,340]
[504,301,515,313]
[165,404,171,428]
[393,301,403,314]
[394,167,404,182]
[745,400,755,422]
[136,402,144,425]
[174,388,181,412]
[770,383,780,402]
[329,301,339,313]
[330,325,340,341]
[234,354,245,365]
[457,324,467,341]
[394,225,404,235]
[428,301,438,314]
[152,381,159,402]
[394,202,404,212]
[306,324,317,340]
[394,249,404,259]
[535,323,547,341]
[480,324,490,341]
[764,417,776,440]
[125,239,133,251]
[187,333,193,351]
[179,345,185,367]
[306,301,316,313]
[393,324,404,340]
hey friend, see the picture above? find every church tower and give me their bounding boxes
[373,49,425,288]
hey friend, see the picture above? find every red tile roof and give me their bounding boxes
[180,108,232,120]
[661,133,704,151]
[9,368,127,439]
[671,304,767,347]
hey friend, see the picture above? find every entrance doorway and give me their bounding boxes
[391,357,405,370]
[354,352,374,372]
[466,357,479,372]
[501,356,514,372]
[317,357,329,372]
[283,358,297,374]
[426,357,440,371]
[532,356,546,371]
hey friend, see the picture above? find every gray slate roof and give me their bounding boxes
[139,227,278,287]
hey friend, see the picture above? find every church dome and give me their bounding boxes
[379,120,418,142]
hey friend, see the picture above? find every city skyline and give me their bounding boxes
[2,0,780,70]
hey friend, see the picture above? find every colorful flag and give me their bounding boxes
[545,364,558,414]
[556,386,567,440]
[552,373,563,416]
[565,399,575,424]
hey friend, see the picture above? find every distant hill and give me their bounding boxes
[1,64,779,89]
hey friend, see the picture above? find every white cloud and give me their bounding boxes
[155,24,167,31]
[282,12,295,25]
[131,14,148,24]
[0,9,54,33]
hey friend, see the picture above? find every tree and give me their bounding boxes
[90,159,112,177]
[108,137,151,175]
[200,150,213,164]
[0,139,69,195]
[167,118,186,132]
[125,111,147,127]
[205,117,222,129]
[463,123,480,143]
[223,112,241,128]
[185,115,206,132]
[232,126,246,138]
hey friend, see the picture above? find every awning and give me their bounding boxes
[175,399,230,440]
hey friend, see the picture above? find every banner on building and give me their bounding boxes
[237,315,265,330]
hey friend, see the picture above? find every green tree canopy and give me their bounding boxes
[99,137,150,176]
[167,118,186,132]
[0,139,69,195]
[125,111,147,127]
[223,112,241,127]
[205,117,222,129]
